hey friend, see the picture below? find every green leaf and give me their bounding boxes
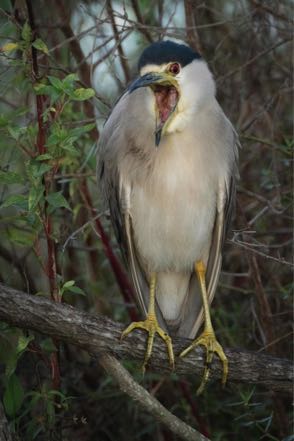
[0,170,25,185]
[34,83,61,102]
[8,228,36,247]
[28,185,44,211]
[61,280,86,296]
[21,22,32,43]
[0,194,28,210]
[7,126,25,140]
[4,354,18,379]
[3,374,25,417]
[63,280,75,288]
[70,88,95,101]
[36,153,53,161]
[26,160,52,181]
[46,192,71,210]
[0,0,12,12]
[32,38,49,54]
[62,73,78,86]
[16,334,34,355]
[66,285,86,296]
[48,76,63,90]
[71,123,96,138]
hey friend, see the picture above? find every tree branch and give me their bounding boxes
[99,353,209,441]
[0,283,292,395]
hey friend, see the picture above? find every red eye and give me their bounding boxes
[169,62,180,75]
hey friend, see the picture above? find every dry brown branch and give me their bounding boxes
[184,0,203,54]
[0,283,292,395]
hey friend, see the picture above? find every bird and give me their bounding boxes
[97,40,239,394]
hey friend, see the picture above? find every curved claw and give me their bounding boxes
[180,330,228,395]
[121,315,175,372]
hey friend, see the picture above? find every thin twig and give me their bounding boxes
[106,0,131,83]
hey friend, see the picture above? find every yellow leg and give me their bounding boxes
[180,261,228,394]
[121,272,174,373]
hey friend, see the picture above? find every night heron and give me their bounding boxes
[97,40,239,393]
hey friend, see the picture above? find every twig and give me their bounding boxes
[0,283,292,394]
[184,0,203,54]
[99,353,209,441]
[229,238,293,267]
[217,38,291,82]
[106,0,131,83]
[130,0,153,43]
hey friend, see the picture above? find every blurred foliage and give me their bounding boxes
[0,0,292,440]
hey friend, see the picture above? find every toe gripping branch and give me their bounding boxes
[180,261,228,395]
[121,272,174,373]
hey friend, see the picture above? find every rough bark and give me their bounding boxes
[0,283,292,394]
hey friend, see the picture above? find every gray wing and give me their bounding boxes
[177,128,239,339]
[97,104,167,326]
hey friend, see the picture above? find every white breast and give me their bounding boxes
[130,129,218,273]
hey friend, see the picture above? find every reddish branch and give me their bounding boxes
[25,0,60,388]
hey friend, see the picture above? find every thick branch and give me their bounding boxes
[0,283,292,394]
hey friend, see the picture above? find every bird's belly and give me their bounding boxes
[130,175,216,272]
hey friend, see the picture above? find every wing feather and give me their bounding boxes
[177,129,239,339]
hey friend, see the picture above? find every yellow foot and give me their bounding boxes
[180,330,228,395]
[121,314,174,373]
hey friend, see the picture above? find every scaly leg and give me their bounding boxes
[180,261,228,394]
[121,272,174,373]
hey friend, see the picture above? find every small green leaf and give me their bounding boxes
[70,88,95,101]
[32,38,49,54]
[63,280,75,288]
[0,194,28,210]
[66,285,86,296]
[21,22,32,43]
[63,73,78,85]
[0,170,25,185]
[34,83,61,102]
[46,192,71,210]
[36,153,53,161]
[7,126,25,140]
[16,334,34,355]
[3,374,25,417]
[48,76,63,90]
[71,123,96,138]
[28,186,44,211]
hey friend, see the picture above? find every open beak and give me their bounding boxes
[129,73,179,146]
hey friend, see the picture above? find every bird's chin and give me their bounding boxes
[153,85,179,146]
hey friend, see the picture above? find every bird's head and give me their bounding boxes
[128,40,216,146]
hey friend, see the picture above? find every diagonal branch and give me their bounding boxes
[99,353,209,441]
[0,283,292,395]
